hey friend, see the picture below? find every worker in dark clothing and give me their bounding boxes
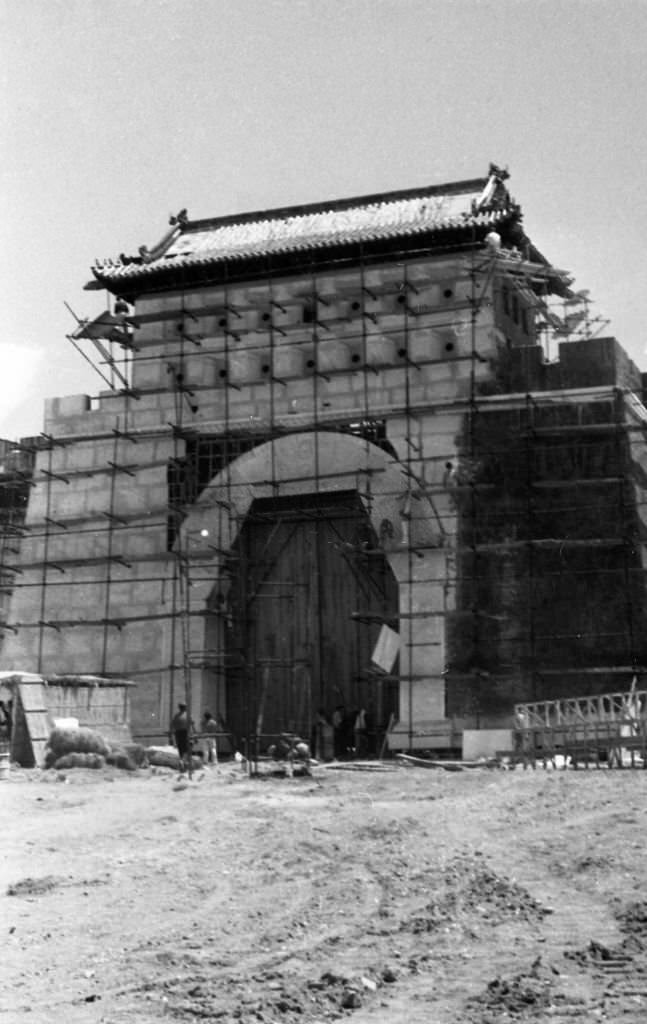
[0,701,8,740]
[0,699,12,739]
[353,708,369,759]
[332,704,346,759]
[170,703,189,758]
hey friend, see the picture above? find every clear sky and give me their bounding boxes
[2,0,646,441]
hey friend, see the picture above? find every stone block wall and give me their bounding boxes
[2,420,179,737]
[4,244,647,748]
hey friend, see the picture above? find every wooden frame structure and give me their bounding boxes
[513,687,647,768]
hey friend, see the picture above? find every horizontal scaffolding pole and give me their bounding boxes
[535,666,647,676]
[7,561,647,594]
[447,666,647,679]
[3,573,176,589]
[13,551,178,571]
[6,607,218,630]
[5,535,646,575]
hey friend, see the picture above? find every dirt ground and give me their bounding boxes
[2,759,647,1024]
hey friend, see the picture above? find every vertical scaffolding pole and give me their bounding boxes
[37,446,55,672]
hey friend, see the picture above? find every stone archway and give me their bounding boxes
[181,430,439,557]
[179,431,444,749]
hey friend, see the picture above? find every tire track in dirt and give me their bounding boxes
[3,766,647,1023]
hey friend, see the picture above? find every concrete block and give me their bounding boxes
[189,398,225,425]
[462,729,512,760]
[151,437,178,462]
[398,678,446,724]
[364,335,397,366]
[318,373,353,397]
[121,528,167,560]
[97,393,131,416]
[273,346,305,378]
[408,329,450,364]
[53,409,120,437]
[123,393,161,419]
[15,534,44,565]
[135,294,174,317]
[267,303,303,329]
[125,407,165,429]
[57,441,98,473]
[225,399,258,420]
[131,323,162,344]
[49,488,87,520]
[409,642,445,680]
[315,340,352,372]
[44,394,91,422]
[72,439,115,471]
[228,350,262,384]
[362,384,392,408]
[133,358,165,389]
[379,363,407,387]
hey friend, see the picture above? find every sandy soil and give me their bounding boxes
[1,759,647,1023]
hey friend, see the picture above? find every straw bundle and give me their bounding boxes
[146,746,181,769]
[47,726,111,760]
[53,752,105,770]
[145,746,202,770]
[106,750,136,772]
[122,743,148,767]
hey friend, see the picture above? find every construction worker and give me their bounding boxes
[0,700,10,741]
[201,710,219,765]
[353,708,369,759]
[0,699,12,740]
[170,703,189,759]
[332,704,346,759]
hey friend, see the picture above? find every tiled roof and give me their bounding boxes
[90,168,517,287]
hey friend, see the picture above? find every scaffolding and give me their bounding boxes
[1,171,646,764]
[512,686,647,768]
[0,439,40,637]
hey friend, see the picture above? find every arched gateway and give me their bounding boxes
[179,430,434,753]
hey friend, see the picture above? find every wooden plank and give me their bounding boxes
[19,683,49,715]
[11,681,51,768]
[397,753,462,770]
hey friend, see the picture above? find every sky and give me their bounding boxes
[1,0,646,441]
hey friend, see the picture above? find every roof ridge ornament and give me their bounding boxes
[474,163,512,214]
[488,162,510,183]
[138,208,188,264]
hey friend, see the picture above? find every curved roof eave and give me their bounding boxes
[87,212,512,296]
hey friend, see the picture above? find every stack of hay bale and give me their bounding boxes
[44,726,147,772]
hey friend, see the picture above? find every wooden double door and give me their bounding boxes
[224,491,398,752]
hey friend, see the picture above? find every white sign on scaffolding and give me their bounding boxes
[371,624,400,674]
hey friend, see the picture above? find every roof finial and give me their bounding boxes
[488,162,510,182]
[169,208,188,227]
[138,210,188,264]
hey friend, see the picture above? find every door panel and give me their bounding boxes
[225,492,398,751]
